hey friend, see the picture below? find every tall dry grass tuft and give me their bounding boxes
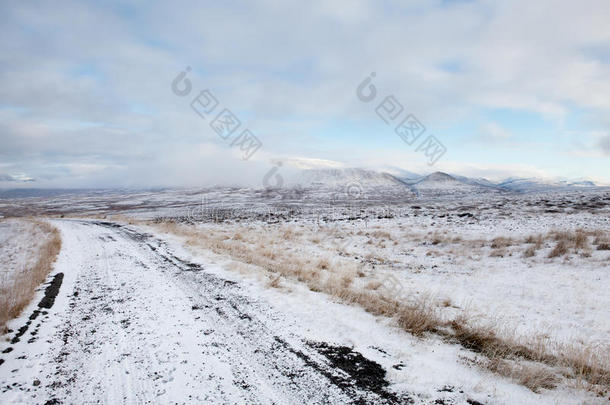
[548,240,568,258]
[491,237,514,249]
[561,345,610,391]
[485,358,559,392]
[496,229,610,260]
[0,220,61,333]
[450,315,610,393]
[396,295,441,336]
[524,234,544,248]
[523,245,537,258]
[593,233,610,251]
[546,229,592,258]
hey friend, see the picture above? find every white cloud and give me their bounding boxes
[0,173,35,182]
[598,135,610,155]
[280,157,345,170]
[1,0,609,186]
[479,122,513,140]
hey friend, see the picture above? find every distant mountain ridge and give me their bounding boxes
[281,167,601,196]
[0,170,602,201]
[496,177,598,193]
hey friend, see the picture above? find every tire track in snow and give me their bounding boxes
[36,220,410,404]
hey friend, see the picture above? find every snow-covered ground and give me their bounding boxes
[0,219,40,290]
[0,185,608,403]
[1,219,601,404]
[162,207,609,348]
[136,189,610,350]
[0,219,56,304]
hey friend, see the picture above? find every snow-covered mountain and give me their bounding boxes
[270,168,415,201]
[412,172,476,190]
[276,167,600,198]
[297,168,404,188]
[376,166,422,181]
[450,174,502,189]
[397,171,503,197]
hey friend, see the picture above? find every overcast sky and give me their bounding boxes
[1,0,610,188]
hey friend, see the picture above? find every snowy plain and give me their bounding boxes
[0,178,608,404]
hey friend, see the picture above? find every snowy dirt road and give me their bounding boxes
[0,219,421,404]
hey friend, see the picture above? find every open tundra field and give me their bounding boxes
[0,173,610,404]
[0,176,609,404]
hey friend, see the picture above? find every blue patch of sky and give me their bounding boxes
[68,63,105,83]
[438,59,464,74]
[580,44,610,64]
[129,103,157,116]
[0,105,28,114]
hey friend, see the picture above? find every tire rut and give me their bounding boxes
[91,220,411,404]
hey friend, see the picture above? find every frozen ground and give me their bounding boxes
[0,184,608,403]
[0,219,600,404]
[159,204,610,348]
[144,187,610,349]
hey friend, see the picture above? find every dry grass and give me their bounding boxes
[486,358,559,392]
[573,233,589,250]
[369,225,605,262]
[548,240,568,258]
[593,234,610,251]
[545,229,593,258]
[396,295,441,336]
[0,220,61,333]
[316,258,331,270]
[282,228,298,240]
[267,274,282,289]
[473,229,609,260]
[490,248,507,258]
[450,315,610,393]
[523,245,537,258]
[561,345,610,391]
[550,230,587,247]
[524,234,544,248]
[369,228,610,262]
[431,235,443,245]
[593,234,609,245]
[369,230,392,240]
[156,221,359,298]
[154,220,610,394]
[491,237,514,249]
